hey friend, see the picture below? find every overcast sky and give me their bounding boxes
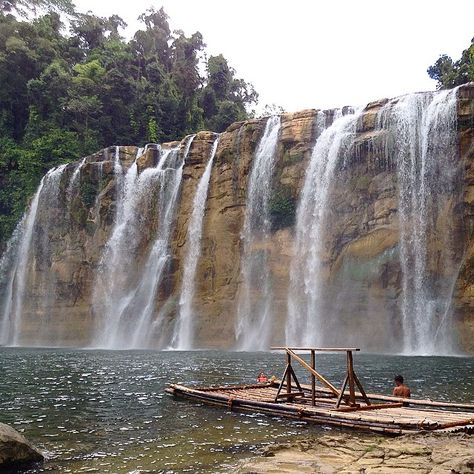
[73,0,473,112]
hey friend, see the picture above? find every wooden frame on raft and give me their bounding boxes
[271,347,375,410]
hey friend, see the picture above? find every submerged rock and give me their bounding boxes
[0,422,44,469]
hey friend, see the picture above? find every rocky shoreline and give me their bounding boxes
[230,432,474,474]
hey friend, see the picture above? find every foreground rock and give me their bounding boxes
[232,432,474,473]
[0,422,44,469]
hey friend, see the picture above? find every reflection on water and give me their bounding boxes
[0,349,472,473]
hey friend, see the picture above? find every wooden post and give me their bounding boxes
[347,350,356,406]
[286,351,291,395]
[310,350,316,406]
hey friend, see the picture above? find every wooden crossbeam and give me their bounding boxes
[272,347,360,352]
[276,391,305,399]
[286,348,340,396]
[335,402,403,412]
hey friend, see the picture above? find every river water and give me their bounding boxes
[0,349,472,473]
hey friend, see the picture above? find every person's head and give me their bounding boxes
[394,375,404,386]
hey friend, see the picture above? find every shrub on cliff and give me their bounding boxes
[269,186,297,231]
[428,37,474,89]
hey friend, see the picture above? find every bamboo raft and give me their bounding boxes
[166,347,474,435]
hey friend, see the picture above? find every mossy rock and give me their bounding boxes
[269,184,297,231]
[219,147,234,165]
[282,149,304,165]
[85,221,96,236]
[350,174,372,192]
[80,180,98,208]
[70,204,88,226]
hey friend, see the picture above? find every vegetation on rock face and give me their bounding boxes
[428,37,474,89]
[269,185,297,231]
[0,5,257,250]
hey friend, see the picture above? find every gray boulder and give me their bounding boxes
[0,422,44,469]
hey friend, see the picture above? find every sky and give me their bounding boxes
[73,0,473,112]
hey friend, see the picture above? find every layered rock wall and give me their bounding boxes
[4,84,474,352]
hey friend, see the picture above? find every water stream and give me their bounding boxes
[0,89,465,354]
[376,89,459,354]
[0,165,67,346]
[93,139,194,349]
[171,135,219,350]
[235,116,281,350]
[286,109,361,346]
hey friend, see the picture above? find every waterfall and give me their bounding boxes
[128,142,190,348]
[0,216,27,345]
[91,147,142,348]
[377,89,459,354]
[0,164,67,346]
[93,137,194,349]
[235,115,281,350]
[170,135,219,350]
[285,109,362,346]
[67,157,87,200]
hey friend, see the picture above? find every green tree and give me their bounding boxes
[200,54,258,131]
[428,38,474,89]
[0,5,258,249]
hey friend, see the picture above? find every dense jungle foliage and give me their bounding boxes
[0,2,257,248]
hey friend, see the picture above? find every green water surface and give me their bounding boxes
[0,349,472,473]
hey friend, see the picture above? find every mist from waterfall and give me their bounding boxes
[285,109,362,346]
[92,137,194,349]
[0,165,67,346]
[235,115,281,350]
[170,135,219,349]
[377,89,459,355]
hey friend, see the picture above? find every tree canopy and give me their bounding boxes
[0,5,258,249]
[427,37,474,89]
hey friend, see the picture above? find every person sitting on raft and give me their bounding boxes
[256,372,268,383]
[393,375,411,398]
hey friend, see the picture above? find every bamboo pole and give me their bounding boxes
[295,382,474,410]
[335,374,349,408]
[335,402,404,412]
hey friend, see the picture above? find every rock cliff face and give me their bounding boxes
[1,84,473,353]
